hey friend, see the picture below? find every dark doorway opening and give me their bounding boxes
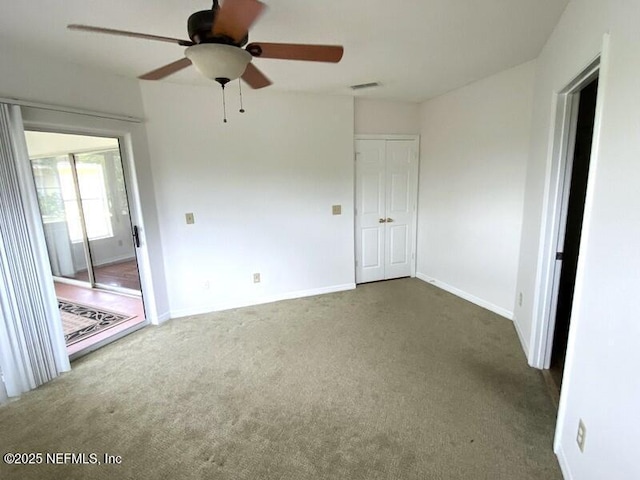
[548,77,599,392]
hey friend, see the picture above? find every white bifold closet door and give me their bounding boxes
[355,137,419,284]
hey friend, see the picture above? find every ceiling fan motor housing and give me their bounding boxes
[187,9,248,47]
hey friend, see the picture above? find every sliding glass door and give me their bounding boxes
[26,131,141,294]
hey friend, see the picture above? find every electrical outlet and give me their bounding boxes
[253,273,261,283]
[518,292,523,307]
[577,419,586,452]
[203,280,210,290]
[185,212,195,225]
[332,205,342,215]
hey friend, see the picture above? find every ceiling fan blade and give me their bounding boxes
[211,0,266,42]
[139,58,193,80]
[241,62,272,89]
[246,43,344,63]
[68,24,194,46]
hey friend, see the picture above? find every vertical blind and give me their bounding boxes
[0,103,70,399]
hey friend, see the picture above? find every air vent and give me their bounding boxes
[350,82,381,90]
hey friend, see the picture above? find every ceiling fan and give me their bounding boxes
[67,0,344,90]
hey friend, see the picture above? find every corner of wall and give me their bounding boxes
[154,311,172,325]
[416,273,514,320]
[555,444,574,480]
[511,314,531,362]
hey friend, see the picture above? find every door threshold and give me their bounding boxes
[356,276,411,286]
[94,285,142,298]
[69,319,148,361]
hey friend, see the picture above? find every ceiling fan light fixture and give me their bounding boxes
[185,43,252,81]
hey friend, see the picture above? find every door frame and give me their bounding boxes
[354,134,420,283]
[20,107,165,325]
[30,140,143,296]
[529,39,608,371]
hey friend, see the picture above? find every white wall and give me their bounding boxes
[354,98,420,135]
[416,61,535,319]
[0,42,169,320]
[0,43,144,119]
[513,0,640,478]
[140,82,355,317]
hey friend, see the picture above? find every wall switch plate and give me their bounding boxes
[185,213,195,225]
[332,205,342,215]
[577,419,586,452]
[253,273,261,283]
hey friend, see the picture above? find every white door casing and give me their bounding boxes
[355,136,419,284]
[21,106,165,324]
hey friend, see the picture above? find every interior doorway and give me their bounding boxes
[546,76,599,392]
[24,130,147,357]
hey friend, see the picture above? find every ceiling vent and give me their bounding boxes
[350,82,381,90]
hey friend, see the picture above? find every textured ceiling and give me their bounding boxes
[0,0,568,102]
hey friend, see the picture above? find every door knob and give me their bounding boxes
[378,218,386,223]
[386,218,394,223]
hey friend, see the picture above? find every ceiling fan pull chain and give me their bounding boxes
[238,79,245,113]
[221,83,228,123]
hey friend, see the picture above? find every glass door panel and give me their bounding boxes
[74,147,141,292]
[30,155,91,284]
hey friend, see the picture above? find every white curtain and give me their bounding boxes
[0,103,70,400]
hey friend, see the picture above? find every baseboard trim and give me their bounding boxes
[512,314,531,361]
[154,311,171,325]
[169,283,356,319]
[556,444,573,480]
[415,273,513,320]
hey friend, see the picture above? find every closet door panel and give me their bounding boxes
[384,140,417,280]
[355,139,386,283]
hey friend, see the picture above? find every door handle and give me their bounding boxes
[132,225,141,248]
[386,218,394,223]
[378,218,386,223]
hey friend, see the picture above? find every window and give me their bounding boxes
[32,150,118,242]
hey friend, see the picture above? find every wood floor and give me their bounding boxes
[55,282,146,357]
[71,259,141,291]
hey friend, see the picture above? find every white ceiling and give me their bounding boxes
[0,0,568,102]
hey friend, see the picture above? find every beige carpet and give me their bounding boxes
[0,278,562,479]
